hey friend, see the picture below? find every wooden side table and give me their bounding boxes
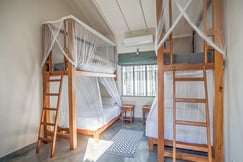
[120,104,135,123]
[142,105,151,125]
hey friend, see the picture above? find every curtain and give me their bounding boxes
[57,76,105,128]
[98,77,122,106]
[118,50,157,66]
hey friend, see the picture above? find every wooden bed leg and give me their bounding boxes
[94,131,100,142]
[148,138,154,152]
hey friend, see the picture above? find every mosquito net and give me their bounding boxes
[51,76,121,129]
[146,0,224,144]
[157,0,225,55]
[41,15,117,73]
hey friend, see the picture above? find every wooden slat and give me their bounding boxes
[163,63,214,71]
[45,93,59,96]
[176,142,209,152]
[48,79,62,82]
[149,138,215,153]
[175,98,206,103]
[164,150,209,162]
[43,107,57,111]
[163,49,171,54]
[56,133,70,140]
[41,122,55,126]
[47,71,66,76]
[174,77,204,81]
[176,120,207,127]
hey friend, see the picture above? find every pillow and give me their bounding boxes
[102,97,116,106]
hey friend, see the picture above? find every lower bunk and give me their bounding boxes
[50,75,122,140]
[145,70,215,161]
[58,105,120,141]
[76,104,121,140]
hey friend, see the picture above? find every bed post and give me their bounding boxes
[156,0,165,161]
[42,24,52,138]
[213,0,224,161]
[66,18,77,150]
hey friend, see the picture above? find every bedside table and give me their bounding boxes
[142,105,151,125]
[120,104,135,123]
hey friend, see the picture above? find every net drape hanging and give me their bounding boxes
[157,0,225,55]
[146,70,214,144]
[98,77,122,107]
[58,76,105,128]
[41,16,117,73]
[56,76,121,128]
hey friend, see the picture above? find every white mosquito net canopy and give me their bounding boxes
[56,76,122,129]
[41,15,117,73]
[157,0,225,55]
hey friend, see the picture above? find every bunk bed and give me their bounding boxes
[40,15,121,150]
[147,0,224,161]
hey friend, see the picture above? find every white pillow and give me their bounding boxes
[102,97,115,106]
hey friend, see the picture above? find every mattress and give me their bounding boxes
[76,105,120,130]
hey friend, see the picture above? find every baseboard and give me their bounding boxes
[0,143,36,162]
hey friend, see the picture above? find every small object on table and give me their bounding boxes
[120,104,135,123]
[142,105,151,125]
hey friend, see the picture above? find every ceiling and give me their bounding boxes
[68,0,156,40]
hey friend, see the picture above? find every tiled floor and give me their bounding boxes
[2,119,186,162]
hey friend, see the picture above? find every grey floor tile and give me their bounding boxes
[3,120,189,162]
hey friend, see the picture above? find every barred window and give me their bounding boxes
[122,65,157,96]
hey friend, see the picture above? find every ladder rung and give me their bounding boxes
[175,98,206,103]
[174,77,204,81]
[47,71,64,76]
[175,142,209,152]
[39,137,52,143]
[41,122,55,126]
[176,120,207,127]
[45,93,59,96]
[43,107,57,111]
[48,79,62,82]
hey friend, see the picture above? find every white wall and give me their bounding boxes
[0,0,82,157]
[224,0,243,161]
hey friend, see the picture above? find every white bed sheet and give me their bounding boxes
[76,105,120,130]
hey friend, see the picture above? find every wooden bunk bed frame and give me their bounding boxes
[152,0,224,161]
[42,18,118,150]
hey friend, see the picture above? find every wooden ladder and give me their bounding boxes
[36,72,64,157]
[172,65,212,162]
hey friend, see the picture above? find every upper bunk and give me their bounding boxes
[156,0,225,71]
[41,15,117,77]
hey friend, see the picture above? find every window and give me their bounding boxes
[122,65,157,96]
